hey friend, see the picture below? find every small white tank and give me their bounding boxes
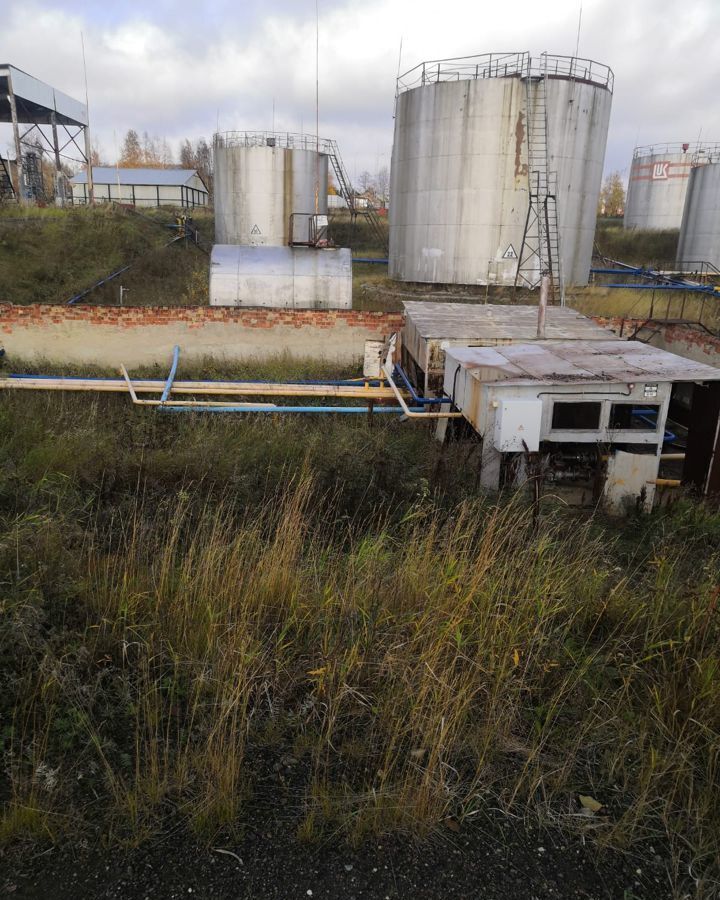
[214,132,329,246]
[209,245,352,309]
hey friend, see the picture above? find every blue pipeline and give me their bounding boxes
[631,408,676,444]
[66,264,132,305]
[353,257,389,264]
[66,235,184,305]
[393,364,450,406]
[160,345,180,402]
[158,405,424,414]
[605,282,718,294]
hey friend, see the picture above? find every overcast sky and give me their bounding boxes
[2,0,719,186]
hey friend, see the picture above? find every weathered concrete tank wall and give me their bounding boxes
[214,144,328,246]
[389,56,612,287]
[624,146,694,231]
[677,161,720,268]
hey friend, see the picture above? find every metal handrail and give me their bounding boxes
[213,131,335,154]
[396,52,613,94]
[632,142,720,161]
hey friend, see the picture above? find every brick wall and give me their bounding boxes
[0,304,405,368]
[592,316,720,367]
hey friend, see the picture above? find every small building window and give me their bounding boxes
[609,403,661,431]
[551,401,602,430]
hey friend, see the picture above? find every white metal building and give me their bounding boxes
[70,167,208,208]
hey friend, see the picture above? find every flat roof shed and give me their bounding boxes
[402,301,612,390]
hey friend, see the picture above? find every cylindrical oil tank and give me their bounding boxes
[209,245,352,309]
[214,132,329,246]
[389,52,613,287]
[677,156,720,268]
[624,143,699,230]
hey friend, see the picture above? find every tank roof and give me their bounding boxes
[397,52,613,95]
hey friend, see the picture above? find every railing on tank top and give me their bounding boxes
[213,131,336,155]
[396,52,613,94]
[632,142,720,161]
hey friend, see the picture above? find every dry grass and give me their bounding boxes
[2,472,718,893]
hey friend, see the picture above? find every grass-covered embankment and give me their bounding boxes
[0,205,211,306]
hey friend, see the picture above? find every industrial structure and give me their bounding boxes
[677,150,720,271]
[70,167,208,208]
[401,302,610,394]
[441,337,720,509]
[623,143,704,231]
[0,63,92,205]
[210,131,353,309]
[389,52,613,296]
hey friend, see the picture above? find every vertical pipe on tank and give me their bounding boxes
[537,275,548,338]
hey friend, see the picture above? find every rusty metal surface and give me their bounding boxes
[447,340,720,386]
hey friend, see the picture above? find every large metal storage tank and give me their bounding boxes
[389,52,613,287]
[677,154,720,268]
[624,143,697,231]
[214,132,329,246]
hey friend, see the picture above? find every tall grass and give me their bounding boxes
[2,474,718,893]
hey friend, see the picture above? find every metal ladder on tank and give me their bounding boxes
[0,157,16,201]
[515,54,564,304]
[325,139,389,253]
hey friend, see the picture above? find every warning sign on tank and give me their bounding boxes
[502,244,518,259]
[250,224,262,235]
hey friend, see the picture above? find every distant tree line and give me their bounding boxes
[89,129,216,197]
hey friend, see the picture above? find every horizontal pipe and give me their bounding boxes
[648,479,682,487]
[605,283,718,294]
[159,405,422,414]
[0,377,397,400]
[352,257,389,264]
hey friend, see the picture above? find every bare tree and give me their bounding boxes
[375,165,390,205]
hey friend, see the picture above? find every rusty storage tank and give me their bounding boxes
[389,52,613,287]
[677,151,720,269]
[624,143,702,231]
[214,132,329,246]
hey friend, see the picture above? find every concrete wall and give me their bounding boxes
[0,304,403,368]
